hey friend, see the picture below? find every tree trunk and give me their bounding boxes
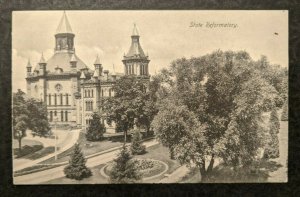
[207,154,215,173]
[124,130,127,145]
[199,160,207,182]
[169,146,175,159]
[18,137,22,154]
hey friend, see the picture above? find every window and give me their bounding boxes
[60,94,63,105]
[54,94,57,106]
[65,111,68,121]
[48,94,51,105]
[85,90,87,97]
[102,89,104,97]
[49,111,53,122]
[88,90,90,97]
[109,89,111,97]
[61,111,64,121]
[91,101,93,111]
[66,94,69,105]
[54,111,57,116]
[91,90,93,97]
[86,119,88,125]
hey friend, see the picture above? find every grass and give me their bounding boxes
[14,164,63,177]
[180,158,283,183]
[40,132,123,164]
[13,139,43,158]
[42,143,181,184]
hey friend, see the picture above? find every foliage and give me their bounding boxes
[103,76,158,142]
[152,50,283,181]
[109,145,141,183]
[130,129,146,155]
[264,109,280,159]
[281,99,288,121]
[13,89,50,153]
[64,143,92,180]
[85,113,106,141]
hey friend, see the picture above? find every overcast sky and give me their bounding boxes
[12,10,288,92]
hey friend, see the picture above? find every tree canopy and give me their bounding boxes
[151,50,287,181]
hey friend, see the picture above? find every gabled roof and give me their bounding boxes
[56,11,73,34]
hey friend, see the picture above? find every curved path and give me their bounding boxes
[14,139,158,184]
[13,129,81,172]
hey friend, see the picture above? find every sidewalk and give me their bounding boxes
[13,129,81,172]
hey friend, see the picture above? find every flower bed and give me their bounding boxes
[104,159,167,179]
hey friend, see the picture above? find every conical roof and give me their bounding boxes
[70,54,77,62]
[111,64,116,75]
[132,23,139,36]
[56,11,73,34]
[93,70,99,78]
[39,53,46,64]
[80,71,86,79]
[26,59,32,67]
[94,55,101,65]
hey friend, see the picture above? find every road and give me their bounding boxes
[13,129,81,172]
[14,139,158,184]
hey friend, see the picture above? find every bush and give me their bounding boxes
[130,129,146,155]
[86,113,106,141]
[264,108,280,159]
[109,145,141,183]
[281,99,288,121]
[64,143,92,180]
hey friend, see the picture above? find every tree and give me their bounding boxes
[103,76,158,144]
[152,51,279,181]
[13,89,50,153]
[64,143,92,180]
[264,109,280,159]
[281,99,288,121]
[130,129,146,155]
[109,145,141,183]
[85,113,106,141]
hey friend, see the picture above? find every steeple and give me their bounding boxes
[39,53,47,76]
[94,55,102,76]
[26,59,32,76]
[26,59,32,68]
[56,11,73,34]
[94,55,101,65]
[132,23,139,36]
[124,24,146,58]
[39,53,46,64]
[55,11,75,53]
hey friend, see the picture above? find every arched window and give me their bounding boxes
[54,94,57,106]
[61,111,64,121]
[91,90,94,97]
[88,90,90,98]
[91,101,93,111]
[60,93,63,105]
[48,94,51,105]
[49,111,53,122]
[65,111,68,121]
[85,90,87,97]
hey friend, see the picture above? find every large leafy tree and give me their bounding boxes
[13,89,50,153]
[152,50,281,181]
[103,76,158,143]
[85,113,106,141]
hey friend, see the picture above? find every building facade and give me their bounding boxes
[25,12,150,133]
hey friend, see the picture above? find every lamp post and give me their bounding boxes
[53,116,58,161]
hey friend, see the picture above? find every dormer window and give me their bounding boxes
[55,66,63,73]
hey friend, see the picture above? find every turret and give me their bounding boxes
[80,70,86,84]
[94,55,102,76]
[111,64,117,81]
[26,59,32,77]
[70,54,77,68]
[39,53,47,76]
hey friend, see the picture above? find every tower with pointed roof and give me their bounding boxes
[122,24,150,78]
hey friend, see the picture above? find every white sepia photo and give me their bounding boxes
[12,10,288,184]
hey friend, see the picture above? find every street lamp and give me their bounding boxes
[53,116,59,161]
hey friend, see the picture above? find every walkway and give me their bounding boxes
[14,139,159,184]
[13,129,81,172]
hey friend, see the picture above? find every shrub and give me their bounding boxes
[264,108,280,159]
[109,145,141,183]
[130,129,146,155]
[281,99,288,121]
[64,143,92,180]
[85,113,106,141]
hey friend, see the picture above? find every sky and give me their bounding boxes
[12,10,288,92]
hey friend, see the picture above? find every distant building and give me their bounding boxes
[25,12,150,133]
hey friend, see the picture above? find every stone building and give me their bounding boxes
[25,12,150,133]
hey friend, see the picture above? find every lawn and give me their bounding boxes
[40,132,123,164]
[43,143,181,184]
[13,139,43,158]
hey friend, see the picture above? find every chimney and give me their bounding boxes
[103,70,109,81]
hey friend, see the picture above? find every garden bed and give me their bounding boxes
[14,164,64,177]
[13,139,43,158]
